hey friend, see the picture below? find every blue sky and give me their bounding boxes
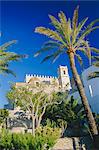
[0,0,99,108]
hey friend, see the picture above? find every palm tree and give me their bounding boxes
[0,40,22,76]
[34,6,99,136]
[88,56,99,79]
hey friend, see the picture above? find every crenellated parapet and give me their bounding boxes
[25,74,58,83]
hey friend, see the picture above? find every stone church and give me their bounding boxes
[16,65,71,92]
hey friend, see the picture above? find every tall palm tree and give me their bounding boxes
[0,40,22,76]
[34,6,99,136]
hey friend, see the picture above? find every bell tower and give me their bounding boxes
[58,65,71,91]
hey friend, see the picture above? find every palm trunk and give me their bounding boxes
[69,51,98,136]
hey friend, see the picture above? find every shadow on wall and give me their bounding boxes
[90,95,99,114]
[72,136,94,150]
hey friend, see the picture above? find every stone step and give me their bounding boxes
[52,137,85,150]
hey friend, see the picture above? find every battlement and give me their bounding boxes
[25,74,58,83]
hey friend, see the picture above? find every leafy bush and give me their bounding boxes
[42,96,88,136]
[0,129,12,149]
[0,109,9,126]
[36,126,61,149]
[0,126,60,150]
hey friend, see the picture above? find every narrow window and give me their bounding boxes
[36,82,39,86]
[63,70,66,75]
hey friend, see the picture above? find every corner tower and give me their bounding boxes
[58,65,71,91]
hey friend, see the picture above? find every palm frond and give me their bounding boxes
[0,61,8,67]
[35,27,62,42]
[88,56,99,80]
[34,40,65,58]
[74,19,99,48]
[58,11,71,44]
[0,40,17,51]
[88,71,99,80]
[52,47,64,63]
[75,53,83,66]
[72,18,88,45]
[5,53,22,61]
[41,46,65,63]
[80,19,99,41]
[0,67,16,76]
[67,18,72,44]
[72,99,78,108]
[49,14,69,44]
[34,46,54,57]
[43,40,61,47]
[0,51,12,57]
[78,26,99,42]
[77,18,88,34]
[93,56,99,61]
[49,15,61,30]
[41,54,54,63]
[91,56,99,67]
[76,48,87,57]
[34,41,62,57]
[58,11,67,26]
[0,39,23,76]
[86,19,99,30]
[75,40,91,64]
[72,6,79,30]
[74,39,86,49]
[93,61,99,67]
[83,41,91,65]
[91,47,99,54]
[0,52,22,62]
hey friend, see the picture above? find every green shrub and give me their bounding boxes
[0,127,60,150]
[36,126,61,149]
[0,129,12,149]
[11,133,28,150]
